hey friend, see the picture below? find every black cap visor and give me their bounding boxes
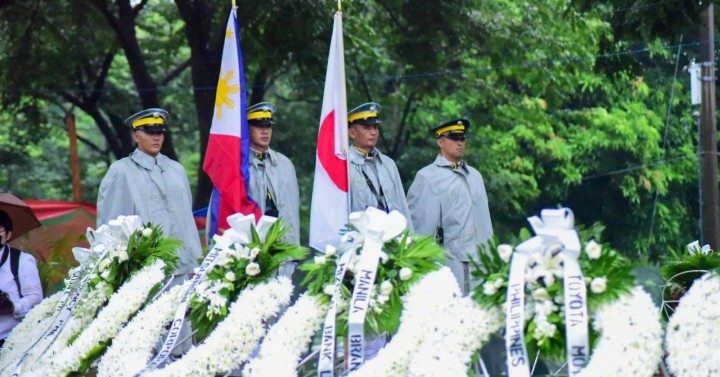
[135,125,167,133]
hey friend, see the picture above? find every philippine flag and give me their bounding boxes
[203,8,262,240]
[309,12,350,251]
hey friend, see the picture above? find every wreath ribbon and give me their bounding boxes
[137,213,276,375]
[346,207,406,372]
[505,208,589,377]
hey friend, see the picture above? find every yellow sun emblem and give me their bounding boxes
[214,69,240,120]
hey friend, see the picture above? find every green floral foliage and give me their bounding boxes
[660,242,720,319]
[299,231,444,336]
[89,222,180,296]
[189,219,308,342]
[472,233,635,362]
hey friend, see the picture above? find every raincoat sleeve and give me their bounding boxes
[13,253,43,318]
[284,162,301,244]
[407,169,441,237]
[386,158,414,232]
[97,161,134,227]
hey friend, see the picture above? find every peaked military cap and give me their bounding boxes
[431,118,469,140]
[247,102,276,127]
[348,102,382,126]
[125,108,169,133]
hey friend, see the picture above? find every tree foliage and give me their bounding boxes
[0,0,712,258]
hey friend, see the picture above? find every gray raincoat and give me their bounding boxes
[248,148,300,243]
[407,154,493,262]
[97,148,202,275]
[349,147,413,231]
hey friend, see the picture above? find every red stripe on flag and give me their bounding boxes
[204,134,261,230]
[317,110,349,192]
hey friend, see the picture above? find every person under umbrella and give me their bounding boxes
[0,210,43,348]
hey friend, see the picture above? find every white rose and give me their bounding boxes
[377,294,389,304]
[225,271,236,282]
[380,280,393,295]
[493,277,504,289]
[325,245,337,257]
[585,240,602,259]
[250,247,261,260]
[483,282,498,296]
[314,256,327,265]
[323,285,335,296]
[142,227,153,237]
[590,276,607,294]
[117,250,129,262]
[98,258,111,272]
[399,267,413,281]
[497,244,514,263]
[245,262,261,276]
[543,274,555,287]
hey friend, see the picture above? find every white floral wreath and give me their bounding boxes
[577,286,663,377]
[144,277,293,377]
[665,272,720,377]
[39,260,167,377]
[242,293,329,377]
[97,280,190,377]
[351,268,504,377]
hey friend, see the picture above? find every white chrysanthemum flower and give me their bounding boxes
[314,256,327,265]
[43,261,166,376]
[579,286,662,377]
[250,247,261,260]
[497,244,514,263]
[399,267,413,281]
[590,276,607,294]
[225,271,236,282]
[243,294,328,377]
[379,251,389,264]
[142,227,153,237]
[246,262,261,276]
[585,240,602,259]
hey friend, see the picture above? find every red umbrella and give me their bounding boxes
[0,193,42,241]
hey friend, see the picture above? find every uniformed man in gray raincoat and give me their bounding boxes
[347,102,413,231]
[407,118,492,293]
[97,108,202,278]
[246,102,300,244]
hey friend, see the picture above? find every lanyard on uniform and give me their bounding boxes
[361,167,388,212]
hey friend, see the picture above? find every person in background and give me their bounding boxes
[96,108,202,280]
[246,102,300,279]
[246,102,300,244]
[407,118,493,294]
[0,210,43,348]
[347,102,413,230]
[96,108,201,353]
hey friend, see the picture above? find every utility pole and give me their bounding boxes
[699,2,720,248]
